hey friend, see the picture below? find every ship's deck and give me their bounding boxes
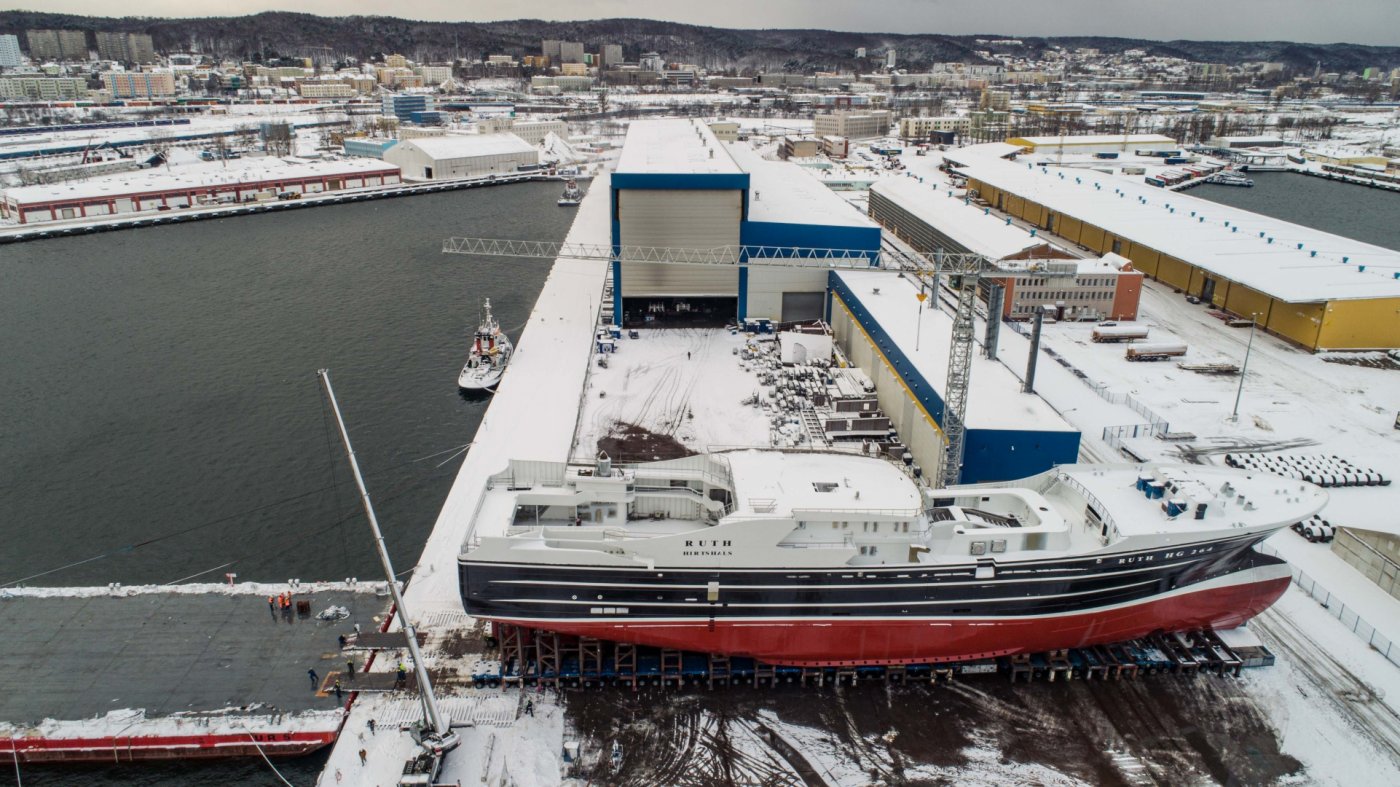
[1055,464,1328,538]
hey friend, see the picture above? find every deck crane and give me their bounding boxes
[442,237,1076,488]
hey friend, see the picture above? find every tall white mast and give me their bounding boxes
[317,370,455,747]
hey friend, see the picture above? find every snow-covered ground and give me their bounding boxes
[1036,282,1400,528]
[573,328,772,460]
[1244,588,1400,786]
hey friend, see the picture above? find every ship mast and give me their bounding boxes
[316,370,458,752]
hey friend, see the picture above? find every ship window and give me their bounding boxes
[991,539,1007,553]
[970,541,987,556]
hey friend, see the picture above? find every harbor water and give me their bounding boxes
[0,181,574,593]
[1193,170,1400,252]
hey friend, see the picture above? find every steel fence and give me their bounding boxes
[1258,543,1399,669]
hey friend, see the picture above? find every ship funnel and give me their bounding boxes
[596,451,613,477]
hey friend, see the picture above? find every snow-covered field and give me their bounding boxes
[573,328,772,459]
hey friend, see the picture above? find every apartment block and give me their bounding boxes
[96,32,157,64]
[101,70,176,98]
[812,110,892,141]
[25,29,88,61]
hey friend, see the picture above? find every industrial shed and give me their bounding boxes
[383,133,538,181]
[0,157,401,225]
[828,269,1081,483]
[609,119,880,327]
[957,156,1400,350]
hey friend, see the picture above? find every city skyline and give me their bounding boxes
[4,0,1400,47]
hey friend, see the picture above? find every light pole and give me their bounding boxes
[1229,314,1258,422]
[915,283,927,351]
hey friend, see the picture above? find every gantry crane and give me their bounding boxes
[442,236,1076,488]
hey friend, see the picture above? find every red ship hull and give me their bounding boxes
[0,730,336,764]
[491,565,1290,667]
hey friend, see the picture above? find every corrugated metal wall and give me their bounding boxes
[619,189,742,297]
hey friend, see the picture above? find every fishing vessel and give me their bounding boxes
[457,299,512,390]
[557,178,584,207]
[459,450,1324,666]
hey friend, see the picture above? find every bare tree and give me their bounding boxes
[211,133,230,168]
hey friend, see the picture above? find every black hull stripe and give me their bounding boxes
[459,530,1268,574]
[489,561,1180,591]
[495,578,1158,608]
[463,543,1282,620]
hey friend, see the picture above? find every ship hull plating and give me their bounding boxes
[461,539,1291,666]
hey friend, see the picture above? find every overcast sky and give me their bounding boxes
[9,0,1400,46]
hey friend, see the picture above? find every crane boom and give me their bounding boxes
[442,236,1075,487]
[442,236,1014,275]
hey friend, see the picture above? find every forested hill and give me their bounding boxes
[2,11,1397,73]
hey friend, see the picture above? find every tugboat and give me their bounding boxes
[557,178,584,207]
[458,299,513,391]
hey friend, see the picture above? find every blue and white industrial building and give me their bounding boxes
[608,119,1079,483]
[609,119,881,326]
[828,269,1080,483]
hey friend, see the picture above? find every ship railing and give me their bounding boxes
[1052,472,1121,544]
[633,484,708,500]
[791,506,923,518]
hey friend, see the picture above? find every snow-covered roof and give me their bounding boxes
[835,269,1078,433]
[1010,134,1176,147]
[727,142,876,229]
[722,449,922,516]
[943,142,1025,163]
[871,176,1044,259]
[615,118,742,176]
[955,156,1400,302]
[395,132,535,160]
[1,156,398,204]
[0,112,347,158]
